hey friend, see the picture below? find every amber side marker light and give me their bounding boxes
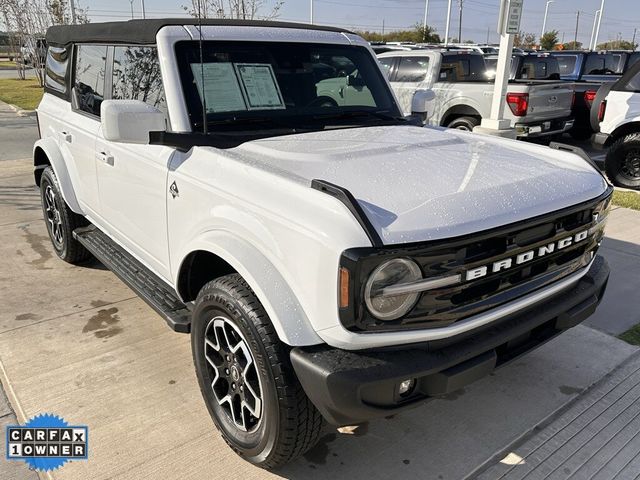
[339,267,350,308]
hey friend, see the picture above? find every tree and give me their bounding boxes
[0,0,89,86]
[540,30,559,51]
[48,0,90,25]
[562,41,582,50]
[514,31,536,49]
[182,0,283,20]
[355,24,440,44]
[597,40,638,50]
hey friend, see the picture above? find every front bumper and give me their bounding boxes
[515,117,574,138]
[291,255,609,426]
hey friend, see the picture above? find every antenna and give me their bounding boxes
[196,0,208,134]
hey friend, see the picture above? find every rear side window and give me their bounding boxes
[584,54,617,75]
[628,53,640,70]
[112,46,167,114]
[395,57,429,82]
[74,45,107,117]
[555,55,577,76]
[439,54,487,82]
[620,69,640,92]
[44,46,69,96]
[520,57,560,80]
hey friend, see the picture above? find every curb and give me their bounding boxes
[5,102,37,117]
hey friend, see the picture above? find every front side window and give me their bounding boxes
[112,46,166,113]
[395,57,429,82]
[175,41,400,132]
[74,44,107,117]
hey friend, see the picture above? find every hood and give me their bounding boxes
[214,125,608,246]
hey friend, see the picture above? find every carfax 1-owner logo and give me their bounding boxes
[5,413,88,472]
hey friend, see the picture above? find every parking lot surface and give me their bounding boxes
[0,104,639,479]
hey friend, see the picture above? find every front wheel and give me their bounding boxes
[191,274,324,468]
[605,133,640,189]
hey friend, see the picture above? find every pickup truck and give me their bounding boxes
[484,53,562,81]
[550,51,622,139]
[37,19,611,468]
[378,50,574,137]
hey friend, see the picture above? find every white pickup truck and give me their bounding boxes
[378,50,574,138]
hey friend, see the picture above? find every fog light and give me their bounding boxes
[398,378,416,396]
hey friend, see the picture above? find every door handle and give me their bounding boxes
[97,151,114,166]
[60,131,72,143]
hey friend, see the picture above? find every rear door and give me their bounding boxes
[63,44,107,216]
[388,55,431,115]
[94,45,174,280]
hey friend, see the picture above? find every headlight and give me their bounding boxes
[364,258,422,320]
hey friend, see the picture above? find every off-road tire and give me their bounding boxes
[191,274,324,469]
[447,116,480,131]
[39,166,92,264]
[605,133,640,189]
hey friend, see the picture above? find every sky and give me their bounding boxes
[70,0,640,46]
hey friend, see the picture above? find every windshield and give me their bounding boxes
[175,41,401,133]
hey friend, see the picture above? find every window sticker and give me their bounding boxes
[190,63,247,113]
[234,63,285,110]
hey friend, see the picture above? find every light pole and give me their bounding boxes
[422,0,429,42]
[310,0,313,24]
[129,0,134,19]
[141,0,146,18]
[593,0,606,51]
[458,0,464,44]
[589,9,601,50]
[541,0,554,44]
[444,0,453,46]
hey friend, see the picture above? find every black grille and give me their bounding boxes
[339,190,611,332]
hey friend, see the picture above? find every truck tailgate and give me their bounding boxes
[526,82,573,120]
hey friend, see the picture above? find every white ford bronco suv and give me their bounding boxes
[592,59,640,189]
[36,19,612,468]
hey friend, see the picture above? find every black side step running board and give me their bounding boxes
[73,225,191,333]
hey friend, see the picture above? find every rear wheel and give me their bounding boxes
[605,133,640,189]
[191,274,324,468]
[39,166,92,264]
[447,116,480,131]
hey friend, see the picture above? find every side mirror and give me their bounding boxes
[101,100,165,144]
[347,74,366,88]
[411,89,436,114]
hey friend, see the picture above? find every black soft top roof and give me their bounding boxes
[46,18,353,46]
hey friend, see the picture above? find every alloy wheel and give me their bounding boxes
[204,316,263,432]
[44,184,64,247]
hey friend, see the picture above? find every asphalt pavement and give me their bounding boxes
[0,102,38,162]
[0,100,639,479]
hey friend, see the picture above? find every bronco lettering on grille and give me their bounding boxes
[464,229,590,282]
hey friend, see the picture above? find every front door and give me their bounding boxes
[93,44,173,280]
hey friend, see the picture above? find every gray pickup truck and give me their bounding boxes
[378,50,574,138]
